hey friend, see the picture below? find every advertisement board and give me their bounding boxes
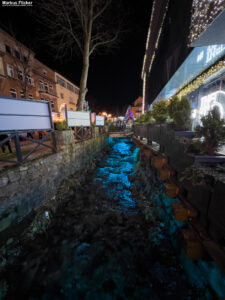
[0,97,52,131]
[96,116,105,126]
[67,110,91,127]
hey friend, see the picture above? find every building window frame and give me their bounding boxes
[39,80,44,90]
[20,90,25,98]
[44,82,49,93]
[7,64,14,78]
[28,94,33,99]
[18,70,24,81]
[49,84,53,94]
[10,88,17,98]
[14,49,21,60]
[5,44,11,54]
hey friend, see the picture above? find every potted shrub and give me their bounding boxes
[195,107,225,155]
[152,100,168,124]
[168,96,191,131]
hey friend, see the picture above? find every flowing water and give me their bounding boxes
[1,138,210,299]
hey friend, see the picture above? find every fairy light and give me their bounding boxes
[142,72,147,114]
[176,59,225,98]
[148,0,169,74]
[189,0,225,45]
[141,0,156,79]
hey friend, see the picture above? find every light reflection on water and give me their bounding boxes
[94,138,139,212]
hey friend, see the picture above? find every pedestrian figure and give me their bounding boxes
[0,134,12,153]
[27,132,33,139]
[38,131,43,140]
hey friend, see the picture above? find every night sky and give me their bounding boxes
[0,1,153,114]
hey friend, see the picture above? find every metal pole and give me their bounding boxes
[48,101,57,152]
[14,132,23,163]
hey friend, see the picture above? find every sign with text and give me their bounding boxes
[96,116,105,126]
[67,110,91,127]
[0,97,52,131]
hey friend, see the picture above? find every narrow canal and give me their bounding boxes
[1,138,209,299]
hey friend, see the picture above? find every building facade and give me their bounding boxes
[142,0,225,124]
[0,28,80,116]
[55,72,79,113]
[33,59,58,112]
[130,96,143,118]
[0,28,36,100]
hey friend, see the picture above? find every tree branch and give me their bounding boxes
[92,0,112,21]
[89,33,118,55]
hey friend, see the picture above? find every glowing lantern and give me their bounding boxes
[152,156,167,169]
[159,168,171,181]
[164,182,179,198]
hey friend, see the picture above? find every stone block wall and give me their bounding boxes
[0,129,107,238]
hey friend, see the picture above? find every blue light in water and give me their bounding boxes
[94,138,139,212]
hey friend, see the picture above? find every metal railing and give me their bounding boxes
[0,130,57,165]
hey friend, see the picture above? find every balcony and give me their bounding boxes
[39,88,57,97]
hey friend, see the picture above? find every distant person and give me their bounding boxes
[38,131,43,140]
[27,132,33,139]
[0,134,12,153]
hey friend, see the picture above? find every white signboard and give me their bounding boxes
[96,116,105,126]
[0,97,52,131]
[67,111,91,127]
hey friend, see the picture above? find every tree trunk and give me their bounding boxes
[77,37,90,111]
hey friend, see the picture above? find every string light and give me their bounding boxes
[176,59,225,98]
[189,0,225,45]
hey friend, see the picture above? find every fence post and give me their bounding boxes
[48,101,57,152]
[14,132,23,163]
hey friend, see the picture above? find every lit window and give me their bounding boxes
[18,70,23,81]
[5,44,11,54]
[7,64,14,77]
[39,80,44,90]
[28,94,33,99]
[14,50,20,60]
[20,90,25,98]
[10,88,17,98]
[44,82,48,93]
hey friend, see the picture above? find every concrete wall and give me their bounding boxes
[0,129,107,238]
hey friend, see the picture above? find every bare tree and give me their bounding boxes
[36,0,123,110]
[11,39,34,99]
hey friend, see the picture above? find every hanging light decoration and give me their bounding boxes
[176,59,225,98]
[189,0,225,45]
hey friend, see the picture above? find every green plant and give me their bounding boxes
[168,97,191,130]
[152,100,168,123]
[134,111,155,125]
[195,107,225,155]
[55,120,68,130]
[180,167,205,185]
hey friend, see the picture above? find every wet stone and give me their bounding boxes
[0,138,209,299]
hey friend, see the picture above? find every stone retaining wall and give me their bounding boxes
[0,129,107,238]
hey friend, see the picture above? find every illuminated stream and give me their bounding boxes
[2,138,214,299]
